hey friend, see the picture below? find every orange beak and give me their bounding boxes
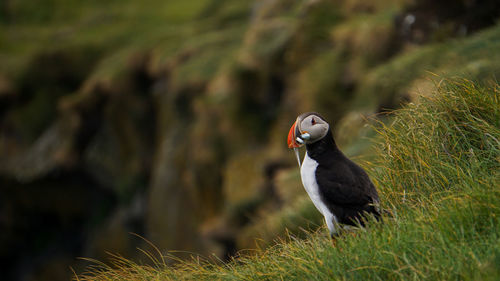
[287,120,301,148]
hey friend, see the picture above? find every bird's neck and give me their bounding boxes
[305,129,342,161]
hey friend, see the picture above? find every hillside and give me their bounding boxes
[1,0,500,280]
[79,79,500,280]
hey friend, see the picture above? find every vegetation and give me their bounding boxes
[78,79,500,280]
[354,24,500,112]
[2,0,500,280]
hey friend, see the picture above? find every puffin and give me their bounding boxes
[287,112,380,238]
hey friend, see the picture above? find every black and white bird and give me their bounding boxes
[287,112,380,238]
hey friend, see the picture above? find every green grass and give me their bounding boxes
[354,24,500,111]
[77,79,499,280]
[0,0,252,78]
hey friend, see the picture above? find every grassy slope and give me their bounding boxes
[78,79,499,280]
[354,24,500,111]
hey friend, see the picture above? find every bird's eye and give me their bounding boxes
[311,118,316,125]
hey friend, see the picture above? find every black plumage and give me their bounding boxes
[306,128,380,226]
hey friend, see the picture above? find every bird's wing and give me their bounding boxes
[315,163,376,207]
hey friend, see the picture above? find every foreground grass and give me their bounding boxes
[78,79,500,280]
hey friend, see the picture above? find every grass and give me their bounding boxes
[354,24,500,111]
[0,0,252,78]
[77,78,499,280]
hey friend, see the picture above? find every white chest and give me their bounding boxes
[300,152,338,235]
[300,153,323,212]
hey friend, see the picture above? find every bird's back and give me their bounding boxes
[306,130,380,226]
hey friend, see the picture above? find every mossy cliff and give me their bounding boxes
[1,0,499,280]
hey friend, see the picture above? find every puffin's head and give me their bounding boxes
[287,112,329,148]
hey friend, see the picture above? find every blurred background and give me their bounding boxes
[1,0,499,280]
